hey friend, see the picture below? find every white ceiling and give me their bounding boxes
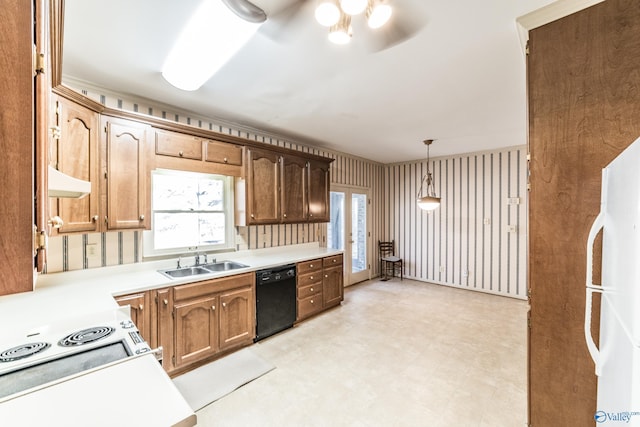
[62,0,556,163]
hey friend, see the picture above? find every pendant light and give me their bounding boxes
[417,139,441,211]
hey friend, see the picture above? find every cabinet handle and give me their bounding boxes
[92,215,99,222]
[333,259,337,263]
[163,299,168,306]
[310,214,313,217]
[283,213,287,218]
[310,288,314,292]
[178,150,184,157]
[310,299,314,304]
[223,157,228,163]
[310,276,314,280]
[250,214,254,219]
[211,305,215,311]
[222,302,226,307]
[48,216,64,229]
[325,274,328,278]
[139,215,145,221]
[139,304,143,311]
[310,264,314,268]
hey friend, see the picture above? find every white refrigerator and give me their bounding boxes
[585,138,640,425]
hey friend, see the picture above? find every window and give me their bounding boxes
[143,169,233,257]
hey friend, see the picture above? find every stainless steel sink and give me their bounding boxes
[202,261,249,272]
[159,266,212,278]
[159,260,249,279]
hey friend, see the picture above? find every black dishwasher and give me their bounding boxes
[255,264,297,342]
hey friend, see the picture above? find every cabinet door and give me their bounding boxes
[174,296,219,368]
[308,160,330,222]
[281,155,307,223]
[246,147,280,224]
[323,265,344,308]
[52,96,100,233]
[152,288,175,373]
[104,117,149,230]
[219,286,254,350]
[114,292,150,341]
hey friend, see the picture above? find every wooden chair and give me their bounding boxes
[378,240,403,281]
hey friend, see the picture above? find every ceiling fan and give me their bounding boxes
[223,0,425,52]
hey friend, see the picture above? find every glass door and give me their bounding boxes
[328,187,370,286]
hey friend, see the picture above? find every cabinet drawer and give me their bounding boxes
[297,259,322,274]
[323,254,343,267]
[298,271,322,287]
[297,282,322,299]
[155,129,202,160]
[205,140,243,166]
[298,294,323,320]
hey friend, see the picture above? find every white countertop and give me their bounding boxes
[0,243,341,341]
[0,353,197,427]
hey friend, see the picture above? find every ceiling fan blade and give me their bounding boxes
[364,4,427,53]
[222,0,267,23]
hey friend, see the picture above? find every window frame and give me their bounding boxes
[143,168,235,258]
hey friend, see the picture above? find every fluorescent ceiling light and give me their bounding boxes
[162,0,261,91]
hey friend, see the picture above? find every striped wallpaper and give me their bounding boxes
[48,80,526,300]
[384,148,527,299]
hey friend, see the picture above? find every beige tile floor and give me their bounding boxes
[196,279,528,427]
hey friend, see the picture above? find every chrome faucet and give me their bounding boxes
[176,257,182,269]
[194,252,201,266]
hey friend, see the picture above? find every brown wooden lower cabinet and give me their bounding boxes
[115,272,255,376]
[114,292,150,341]
[296,254,344,322]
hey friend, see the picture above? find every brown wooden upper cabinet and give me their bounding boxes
[49,94,101,234]
[151,128,243,177]
[243,147,281,224]
[103,116,151,230]
[237,147,331,225]
[280,154,308,223]
[307,159,330,222]
[49,97,150,233]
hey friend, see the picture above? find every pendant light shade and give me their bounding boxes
[417,139,441,211]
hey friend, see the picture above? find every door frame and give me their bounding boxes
[329,185,371,286]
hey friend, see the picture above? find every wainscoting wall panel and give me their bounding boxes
[383,147,527,299]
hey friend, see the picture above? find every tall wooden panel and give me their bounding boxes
[0,0,34,295]
[528,1,640,425]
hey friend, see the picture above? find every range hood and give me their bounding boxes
[48,166,91,199]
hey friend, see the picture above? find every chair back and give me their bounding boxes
[378,240,395,257]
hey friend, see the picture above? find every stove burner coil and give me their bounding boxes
[0,342,51,362]
[58,326,115,347]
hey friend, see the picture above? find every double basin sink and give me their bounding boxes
[159,261,249,279]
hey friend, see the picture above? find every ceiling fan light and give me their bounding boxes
[340,0,367,15]
[366,1,392,29]
[315,0,341,27]
[328,13,352,44]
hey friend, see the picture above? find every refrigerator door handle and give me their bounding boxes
[584,211,604,375]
